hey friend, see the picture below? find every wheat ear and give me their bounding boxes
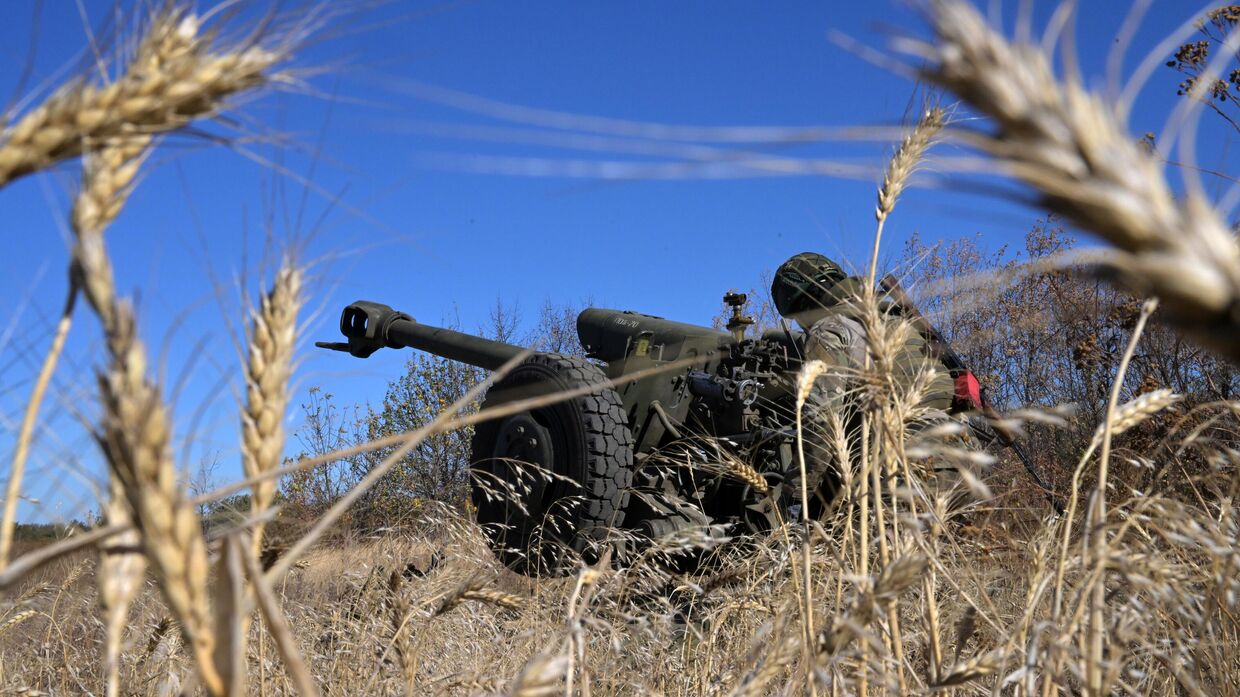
[67,126,224,697]
[96,298,222,694]
[817,554,926,658]
[876,106,945,225]
[913,0,1240,363]
[732,631,800,697]
[4,0,285,566]
[722,454,770,495]
[242,261,303,559]
[0,8,280,188]
[1089,388,1181,450]
[59,126,151,697]
[1,136,150,571]
[75,133,222,697]
[868,106,946,287]
[505,651,569,697]
[98,487,147,697]
[461,587,524,610]
[933,647,1007,687]
[0,609,38,635]
[386,570,418,693]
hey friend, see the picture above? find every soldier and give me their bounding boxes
[770,252,963,515]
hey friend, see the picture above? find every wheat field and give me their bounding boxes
[2,1,1239,695]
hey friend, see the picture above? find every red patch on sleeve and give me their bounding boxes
[954,372,983,411]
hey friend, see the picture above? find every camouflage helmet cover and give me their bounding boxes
[771,252,848,317]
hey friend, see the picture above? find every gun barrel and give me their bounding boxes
[333,301,525,370]
[387,318,525,371]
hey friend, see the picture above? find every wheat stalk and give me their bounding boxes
[386,570,418,692]
[871,106,946,286]
[206,355,696,517]
[505,651,568,697]
[875,106,945,225]
[0,526,125,592]
[1086,298,1157,694]
[241,536,320,697]
[859,107,946,692]
[260,349,534,583]
[0,137,151,572]
[1,294,77,571]
[38,111,154,697]
[461,587,524,611]
[1089,388,1182,450]
[731,631,800,697]
[212,535,250,695]
[0,609,38,635]
[722,455,770,495]
[0,8,282,189]
[933,646,1006,687]
[793,357,829,685]
[96,299,222,694]
[242,261,303,559]
[911,0,1240,363]
[98,489,147,697]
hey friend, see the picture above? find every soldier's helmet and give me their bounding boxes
[771,252,848,317]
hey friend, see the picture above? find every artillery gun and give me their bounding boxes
[318,293,820,575]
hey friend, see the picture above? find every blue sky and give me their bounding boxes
[0,1,1231,522]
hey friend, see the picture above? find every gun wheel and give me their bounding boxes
[469,353,633,576]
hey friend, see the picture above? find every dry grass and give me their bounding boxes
[1,1,1238,696]
[2,437,1240,695]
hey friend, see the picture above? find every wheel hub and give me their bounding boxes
[494,412,554,475]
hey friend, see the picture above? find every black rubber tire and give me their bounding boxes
[469,353,633,576]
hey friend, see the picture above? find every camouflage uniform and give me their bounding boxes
[772,254,960,512]
[798,277,956,411]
